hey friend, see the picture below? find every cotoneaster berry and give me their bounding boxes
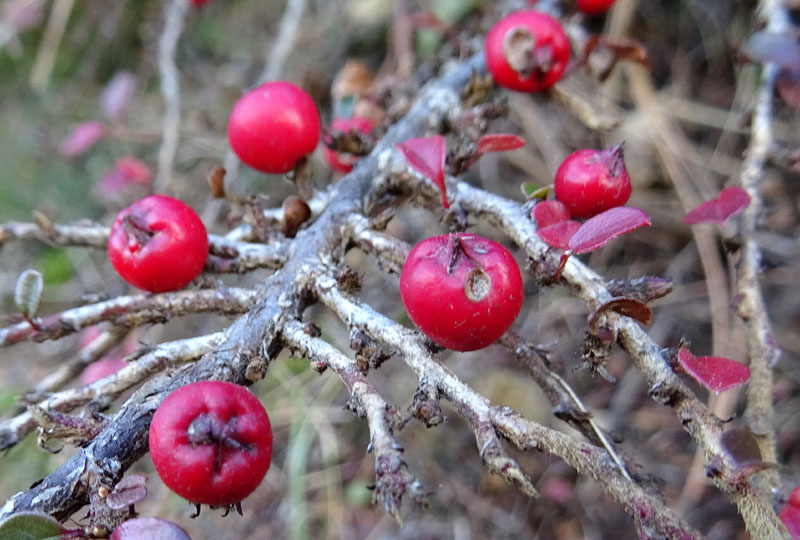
[485,10,570,93]
[577,0,616,14]
[149,381,273,507]
[400,233,524,351]
[323,116,373,173]
[227,81,321,174]
[108,195,208,293]
[553,144,632,219]
[110,517,191,540]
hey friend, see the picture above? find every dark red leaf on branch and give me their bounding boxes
[590,298,652,326]
[677,348,751,393]
[532,200,571,228]
[396,136,448,208]
[476,133,525,155]
[537,220,580,250]
[568,206,651,254]
[683,187,751,225]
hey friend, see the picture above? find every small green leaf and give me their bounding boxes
[0,512,62,540]
[521,182,550,200]
[38,248,73,285]
[14,269,43,319]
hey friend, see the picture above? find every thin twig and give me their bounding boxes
[282,319,426,522]
[0,332,222,451]
[737,0,791,495]
[0,288,257,347]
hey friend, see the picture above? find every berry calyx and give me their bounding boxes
[553,144,632,219]
[323,116,374,173]
[485,11,571,93]
[227,81,321,174]
[400,233,524,351]
[148,381,273,507]
[107,195,208,293]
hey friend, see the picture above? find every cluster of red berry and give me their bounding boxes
[101,6,633,537]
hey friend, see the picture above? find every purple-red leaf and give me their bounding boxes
[532,200,571,228]
[106,474,148,510]
[684,187,751,225]
[476,133,525,155]
[537,220,580,250]
[677,348,751,393]
[101,71,136,122]
[569,206,651,254]
[396,136,448,208]
[59,121,106,158]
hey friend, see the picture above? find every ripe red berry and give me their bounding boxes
[108,195,208,293]
[577,0,616,15]
[149,381,273,507]
[485,11,571,93]
[553,144,632,219]
[227,81,321,174]
[399,233,524,351]
[323,116,373,173]
[110,517,191,540]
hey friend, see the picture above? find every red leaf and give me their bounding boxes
[780,504,800,539]
[568,206,651,254]
[59,121,106,158]
[396,136,448,208]
[677,349,751,393]
[538,220,580,250]
[476,134,526,154]
[532,200,571,228]
[684,187,751,225]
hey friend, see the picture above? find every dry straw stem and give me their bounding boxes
[154,0,189,193]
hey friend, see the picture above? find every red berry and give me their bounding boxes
[577,0,616,15]
[781,504,800,539]
[107,195,208,293]
[323,116,374,173]
[190,0,210,6]
[485,11,570,93]
[553,144,632,219]
[399,233,524,351]
[790,486,800,509]
[110,517,191,540]
[149,381,273,507]
[227,81,321,174]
